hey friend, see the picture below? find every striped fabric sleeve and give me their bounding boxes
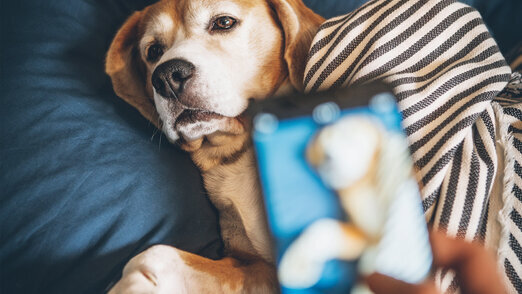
[303,0,517,292]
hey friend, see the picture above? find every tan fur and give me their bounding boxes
[106,9,159,125]
[267,0,324,91]
[106,0,324,293]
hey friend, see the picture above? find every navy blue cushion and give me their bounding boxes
[461,0,522,56]
[0,1,221,293]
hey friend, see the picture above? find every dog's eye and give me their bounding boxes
[212,16,237,31]
[147,44,164,62]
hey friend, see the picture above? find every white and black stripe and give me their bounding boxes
[303,0,521,292]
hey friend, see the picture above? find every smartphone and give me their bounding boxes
[248,83,432,293]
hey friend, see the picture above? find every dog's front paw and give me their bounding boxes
[278,219,367,289]
[109,245,187,294]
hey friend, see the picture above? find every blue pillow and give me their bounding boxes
[461,0,522,56]
[1,1,221,293]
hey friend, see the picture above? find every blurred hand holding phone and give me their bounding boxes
[248,83,433,293]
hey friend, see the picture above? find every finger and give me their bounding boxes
[429,231,506,294]
[366,273,439,294]
[428,231,483,267]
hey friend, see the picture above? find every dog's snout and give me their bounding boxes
[152,59,195,99]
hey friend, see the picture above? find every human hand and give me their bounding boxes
[366,231,506,294]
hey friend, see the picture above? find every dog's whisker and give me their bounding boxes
[157,117,164,151]
[150,124,160,141]
[158,134,161,150]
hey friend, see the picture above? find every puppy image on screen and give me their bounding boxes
[278,114,432,292]
[105,0,323,293]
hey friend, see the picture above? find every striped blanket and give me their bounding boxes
[303,0,522,292]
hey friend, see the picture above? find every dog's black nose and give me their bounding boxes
[151,59,195,99]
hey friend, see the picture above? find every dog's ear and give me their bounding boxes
[106,10,160,126]
[268,0,324,91]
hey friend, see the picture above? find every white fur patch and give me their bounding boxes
[153,91,180,142]
[315,116,381,189]
[155,13,175,35]
[108,245,188,294]
[176,118,228,141]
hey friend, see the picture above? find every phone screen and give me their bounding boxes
[251,85,432,293]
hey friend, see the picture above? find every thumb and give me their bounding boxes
[365,273,439,294]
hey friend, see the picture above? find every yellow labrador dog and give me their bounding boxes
[106,0,323,292]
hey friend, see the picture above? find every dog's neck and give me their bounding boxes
[202,147,274,262]
[192,79,298,262]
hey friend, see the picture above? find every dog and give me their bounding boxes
[105,0,324,292]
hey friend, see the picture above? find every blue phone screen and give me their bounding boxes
[253,92,432,293]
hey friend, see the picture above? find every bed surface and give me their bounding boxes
[1,0,519,293]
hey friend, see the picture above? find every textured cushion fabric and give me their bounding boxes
[304,0,369,19]
[460,0,522,56]
[0,1,222,293]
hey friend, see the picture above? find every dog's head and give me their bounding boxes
[106,0,323,156]
[306,116,383,191]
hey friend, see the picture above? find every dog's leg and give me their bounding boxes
[278,219,368,289]
[109,147,279,293]
[108,244,277,294]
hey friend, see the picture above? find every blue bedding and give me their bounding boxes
[1,0,519,293]
[0,1,221,293]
